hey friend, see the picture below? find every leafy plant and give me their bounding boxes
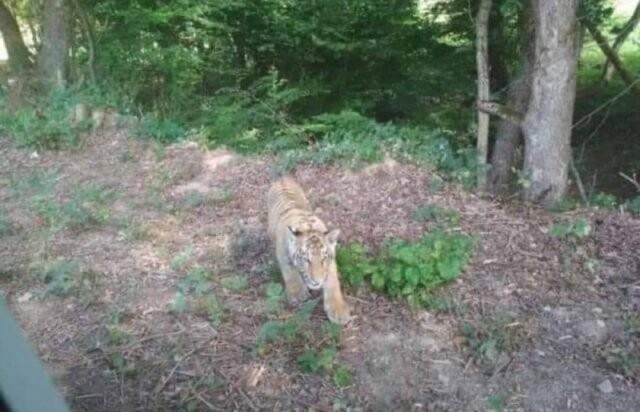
[590,192,617,209]
[36,259,83,296]
[298,347,337,373]
[169,292,188,313]
[177,266,212,295]
[458,315,527,364]
[549,218,592,239]
[337,231,475,308]
[413,204,460,225]
[422,294,468,316]
[264,282,285,313]
[135,116,186,143]
[626,196,640,215]
[108,353,137,377]
[255,300,317,353]
[603,346,640,377]
[29,184,116,231]
[194,295,225,326]
[332,366,353,388]
[9,169,59,199]
[171,246,195,271]
[220,275,248,292]
[0,91,90,149]
[487,394,505,412]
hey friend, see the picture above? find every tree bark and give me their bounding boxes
[0,0,32,74]
[489,2,535,196]
[521,0,580,207]
[603,0,640,82]
[587,21,640,94]
[475,0,492,192]
[37,0,70,90]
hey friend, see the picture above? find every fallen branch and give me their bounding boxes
[619,172,640,193]
[154,338,215,397]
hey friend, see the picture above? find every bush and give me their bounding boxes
[626,196,640,215]
[549,218,592,239]
[270,109,476,181]
[337,231,475,308]
[36,259,83,296]
[135,117,186,143]
[0,91,89,149]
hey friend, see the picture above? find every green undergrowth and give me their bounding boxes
[337,230,475,308]
[255,296,353,387]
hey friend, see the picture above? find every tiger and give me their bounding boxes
[267,176,351,324]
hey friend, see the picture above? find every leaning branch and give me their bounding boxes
[586,21,640,94]
[477,100,523,125]
[603,0,640,81]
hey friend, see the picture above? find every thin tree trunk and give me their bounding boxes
[37,0,70,90]
[0,0,32,74]
[70,0,96,83]
[603,0,640,82]
[489,2,534,196]
[475,0,492,192]
[587,21,640,94]
[522,0,580,207]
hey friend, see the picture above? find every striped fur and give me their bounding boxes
[267,177,351,324]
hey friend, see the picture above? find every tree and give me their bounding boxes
[37,0,70,90]
[0,0,32,74]
[489,2,534,195]
[475,0,492,192]
[521,0,580,206]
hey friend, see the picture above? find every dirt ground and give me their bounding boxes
[1,130,639,412]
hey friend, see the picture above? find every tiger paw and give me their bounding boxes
[325,300,351,325]
[287,287,310,307]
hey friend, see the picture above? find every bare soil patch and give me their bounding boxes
[1,133,639,411]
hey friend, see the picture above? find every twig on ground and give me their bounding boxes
[154,338,215,397]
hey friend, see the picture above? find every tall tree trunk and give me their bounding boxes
[522,0,580,207]
[475,0,492,192]
[603,0,640,82]
[37,0,69,90]
[488,9,509,91]
[489,2,535,196]
[0,0,32,74]
[488,77,528,195]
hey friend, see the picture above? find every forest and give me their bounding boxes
[0,0,639,411]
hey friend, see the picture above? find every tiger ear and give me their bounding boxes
[326,229,340,247]
[288,226,302,236]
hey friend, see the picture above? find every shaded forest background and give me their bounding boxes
[0,0,639,208]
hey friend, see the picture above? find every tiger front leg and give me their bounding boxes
[280,263,310,306]
[323,265,351,324]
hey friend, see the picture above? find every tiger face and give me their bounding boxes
[288,227,340,290]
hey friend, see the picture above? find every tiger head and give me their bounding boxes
[287,226,340,290]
